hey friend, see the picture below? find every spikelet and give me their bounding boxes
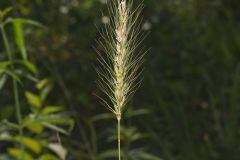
[96,0,146,120]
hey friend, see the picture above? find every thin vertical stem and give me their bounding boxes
[117,118,121,160]
[1,25,24,160]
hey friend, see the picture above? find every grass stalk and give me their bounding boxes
[117,117,121,160]
[1,24,25,160]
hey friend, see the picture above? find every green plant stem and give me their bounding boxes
[1,25,24,160]
[117,118,121,160]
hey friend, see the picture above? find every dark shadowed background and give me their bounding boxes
[1,0,240,159]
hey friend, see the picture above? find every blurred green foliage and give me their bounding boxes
[1,0,240,159]
[0,6,74,160]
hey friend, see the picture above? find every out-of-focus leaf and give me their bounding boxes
[129,149,163,160]
[108,126,145,143]
[40,115,73,125]
[41,122,70,135]
[26,122,44,134]
[41,106,64,115]
[125,109,150,119]
[0,61,11,68]
[0,7,12,18]
[25,91,41,108]
[6,18,44,27]
[24,114,74,135]
[0,132,12,141]
[15,136,42,154]
[22,60,38,74]
[1,119,19,129]
[36,79,49,90]
[39,154,59,160]
[22,72,38,82]
[98,149,117,159]
[48,143,67,160]
[19,6,30,15]
[10,18,43,60]
[14,18,43,27]
[90,113,115,122]
[12,19,27,60]
[24,118,44,134]
[0,155,11,160]
[8,148,34,160]
[36,79,52,100]
[0,68,21,83]
[41,83,52,101]
[40,115,74,132]
[0,74,7,91]
[0,64,9,89]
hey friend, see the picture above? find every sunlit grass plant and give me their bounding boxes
[96,0,146,159]
[0,8,74,160]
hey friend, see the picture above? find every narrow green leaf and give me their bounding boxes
[99,149,117,159]
[42,122,69,135]
[0,74,7,91]
[8,18,44,27]
[132,151,163,160]
[41,84,52,101]
[36,79,52,101]
[0,68,21,83]
[36,79,49,90]
[1,119,19,129]
[15,136,42,154]
[0,7,12,18]
[16,18,43,27]
[90,113,115,122]
[12,19,27,60]
[41,106,64,115]
[25,91,41,108]
[8,148,34,160]
[22,73,39,82]
[40,115,74,132]
[10,18,44,60]
[125,109,150,118]
[22,60,38,74]
[39,154,59,160]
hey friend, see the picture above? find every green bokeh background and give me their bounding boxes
[1,0,240,159]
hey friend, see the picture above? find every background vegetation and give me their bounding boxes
[1,0,240,159]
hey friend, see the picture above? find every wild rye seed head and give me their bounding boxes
[96,0,146,120]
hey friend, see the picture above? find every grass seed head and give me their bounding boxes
[96,0,146,119]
